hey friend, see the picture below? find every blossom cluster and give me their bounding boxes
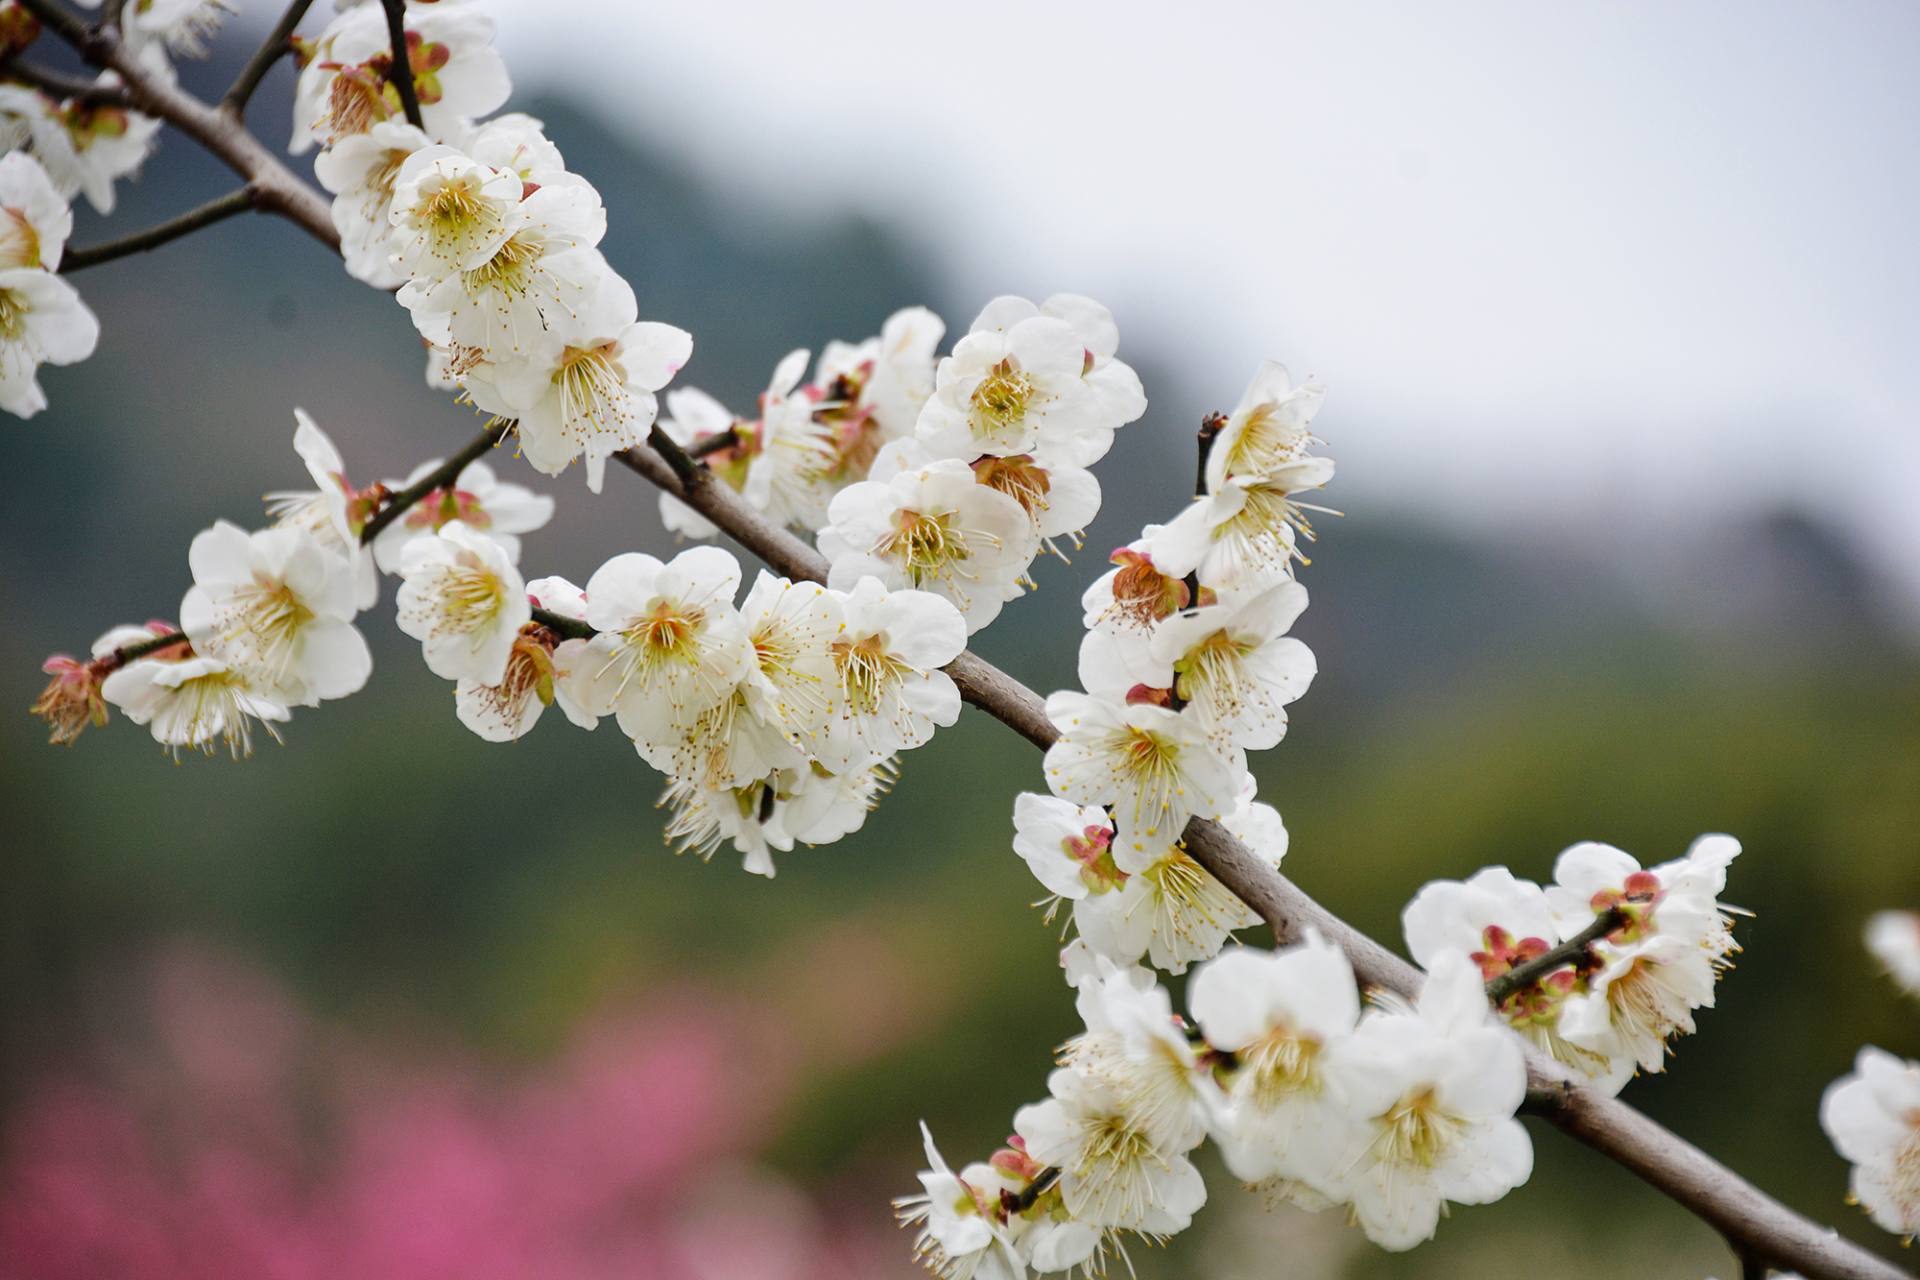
[0,0,236,415]
[1820,909,1920,1242]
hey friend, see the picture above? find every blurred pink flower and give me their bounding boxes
[0,941,907,1279]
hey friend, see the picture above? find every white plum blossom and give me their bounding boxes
[815,576,965,772]
[894,1123,1025,1280]
[571,546,751,748]
[1014,1063,1207,1234]
[264,409,380,610]
[0,265,100,418]
[469,274,692,491]
[0,150,72,270]
[917,299,1108,461]
[1068,965,1210,1153]
[1012,793,1125,904]
[399,180,609,364]
[1319,952,1534,1251]
[291,2,511,154]
[100,651,290,760]
[1042,691,1242,866]
[394,521,530,684]
[179,520,371,707]
[738,570,841,755]
[814,304,945,479]
[661,773,795,878]
[1149,580,1316,749]
[370,455,553,573]
[1074,837,1265,975]
[312,119,433,289]
[1403,865,1633,1093]
[453,575,598,743]
[736,349,839,529]
[1187,934,1360,1192]
[388,144,524,281]
[0,80,161,214]
[1820,1047,1920,1240]
[1545,835,1743,1075]
[463,112,574,188]
[118,0,234,58]
[1865,911,1920,999]
[1148,462,1336,595]
[1080,536,1189,636]
[1205,360,1326,491]
[820,455,1035,633]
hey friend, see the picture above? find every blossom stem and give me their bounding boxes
[1168,413,1225,712]
[221,0,317,116]
[1006,1166,1060,1214]
[1484,905,1626,1005]
[359,418,514,544]
[0,57,131,108]
[645,424,705,489]
[60,187,259,273]
[686,428,739,460]
[378,0,425,131]
[530,607,593,641]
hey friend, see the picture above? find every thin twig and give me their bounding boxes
[1006,1167,1060,1214]
[11,0,89,49]
[646,425,704,489]
[101,0,126,33]
[530,607,593,642]
[378,0,424,130]
[59,186,257,272]
[687,428,739,459]
[359,418,512,543]
[1486,905,1626,1005]
[0,57,130,108]
[221,0,316,116]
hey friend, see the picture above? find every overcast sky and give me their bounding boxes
[486,2,1920,610]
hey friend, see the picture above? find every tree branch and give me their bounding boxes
[59,186,257,272]
[530,606,593,642]
[360,418,513,543]
[610,437,1907,1280]
[687,428,739,459]
[0,56,130,108]
[378,0,424,130]
[16,0,339,256]
[1485,905,1626,1005]
[221,0,316,116]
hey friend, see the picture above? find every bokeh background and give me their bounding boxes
[4,3,1919,1276]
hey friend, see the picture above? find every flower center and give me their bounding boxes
[1381,1087,1462,1169]
[1242,1025,1321,1105]
[436,564,506,635]
[626,601,702,662]
[969,358,1036,442]
[216,580,314,684]
[463,230,544,299]
[0,287,27,341]
[877,508,969,585]
[832,633,909,716]
[170,666,278,760]
[972,454,1051,518]
[552,343,632,443]
[1221,403,1311,478]
[0,207,40,270]
[420,174,505,253]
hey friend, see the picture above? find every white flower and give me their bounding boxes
[1320,952,1533,1251]
[1012,793,1125,902]
[895,1123,1026,1280]
[453,576,598,743]
[463,113,573,188]
[1080,537,1190,635]
[1148,580,1315,749]
[0,265,98,418]
[291,3,510,154]
[738,570,841,754]
[179,520,371,707]
[1074,841,1263,975]
[1865,911,1920,999]
[370,456,553,573]
[1205,361,1326,491]
[812,304,945,484]
[916,299,1110,461]
[1014,1065,1207,1233]
[1545,835,1743,1074]
[815,576,966,772]
[970,451,1102,562]
[0,150,72,270]
[0,81,161,214]
[1403,866,1633,1094]
[1820,1046,1920,1239]
[120,0,233,58]
[822,456,1036,633]
[661,773,795,878]
[394,521,529,684]
[781,758,895,847]
[574,546,752,741]
[264,409,379,610]
[1188,934,1360,1190]
[1068,966,1210,1153]
[469,275,692,491]
[100,652,289,759]
[388,144,525,281]
[312,119,432,289]
[922,295,1145,466]
[1042,692,1242,865]
[1147,463,1336,595]
[738,348,839,529]
[399,181,609,364]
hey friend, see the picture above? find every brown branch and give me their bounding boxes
[611,437,1908,1280]
[222,0,315,116]
[17,0,339,256]
[687,428,739,459]
[378,0,424,130]
[530,606,593,642]
[1485,905,1626,1005]
[359,418,512,543]
[0,56,130,108]
[59,186,257,272]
